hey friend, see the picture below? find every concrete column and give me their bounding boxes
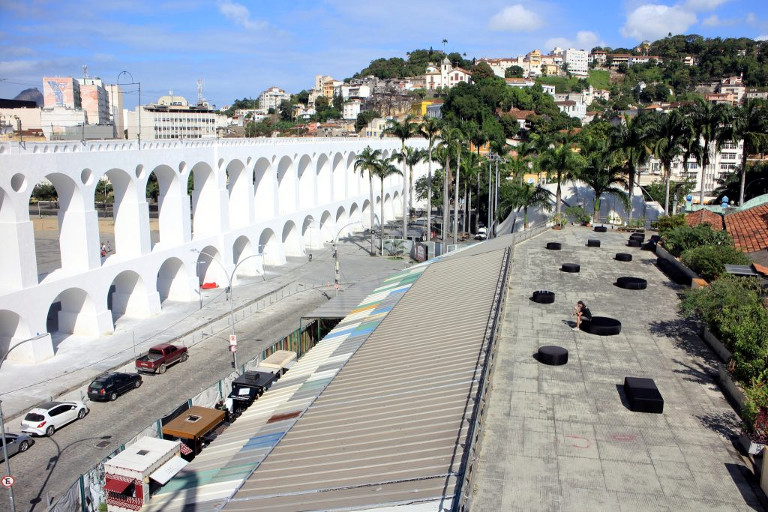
[114,196,150,258]
[0,220,38,288]
[111,289,161,318]
[6,334,55,363]
[61,209,102,271]
[59,307,114,336]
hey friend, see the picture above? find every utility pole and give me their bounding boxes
[0,400,16,512]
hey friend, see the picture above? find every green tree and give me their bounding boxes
[419,117,442,241]
[371,157,403,253]
[646,109,687,213]
[722,99,768,205]
[355,110,380,133]
[392,146,427,219]
[498,180,553,230]
[611,112,652,221]
[505,66,524,78]
[686,98,730,204]
[354,147,383,255]
[471,61,496,82]
[382,114,421,237]
[578,139,630,222]
[538,133,586,216]
[279,100,293,122]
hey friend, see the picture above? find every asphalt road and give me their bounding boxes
[3,237,408,512]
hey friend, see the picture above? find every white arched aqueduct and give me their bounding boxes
[0,137,426,363]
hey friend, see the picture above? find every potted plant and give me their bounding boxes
[550,213,567,230]
[564,206,591,226]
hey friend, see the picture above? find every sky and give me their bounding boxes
[1,0,766,109]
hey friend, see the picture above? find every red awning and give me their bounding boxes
[104,478,132,494]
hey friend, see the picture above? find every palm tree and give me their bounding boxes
[371,157,403,255]
[498,180,553,231]
[459,150,483,235]
[392,145,427,237]
[688,98,729,204]
[353,146,382,256]
[723,99,768,205]
[419,117,442,242]
[382,115,420,240]
[610,112,651,221]
[646,109,686,214]
[579,142,630,222]
[538,133,585,216]
[437,126,463,242]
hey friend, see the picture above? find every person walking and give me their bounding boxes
[573,300,592,330]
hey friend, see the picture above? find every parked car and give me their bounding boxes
[21,401,88,437]
[88,372,142,401]
[135,343,188,374]
[1,433,34,460]
[475,227,487,240]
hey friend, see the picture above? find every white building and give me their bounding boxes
[343,100,361,120]
[423,58,472,91]
[77,78,111,125]
[555,100,587,121]
[259,87,291,112]
[105,84,124,138]
[125,94,221,140]
[563,48,588,76]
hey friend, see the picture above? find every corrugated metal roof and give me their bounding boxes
[224,248,508,511]
[301,282,383,320]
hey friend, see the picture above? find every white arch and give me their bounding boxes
[47,287,112,337]
[253,157,275,221]
[346,152,359,197]
[259,228,282,266]
[104,168,146,260]
[156,257,194,304]
[297,155,314,209]
[227,159,251,229]
[195,245,227,287]
[147,164,184,249]
[39,172,90,276]
[282,220,303,257]
[107,270,156,323]
[188,162,219,238]
[277,156,296,216]
[316,154,331,206]
[319,210,333,243]
[233,235,262,278]
[0,309,31,358]
[302,215,324,250]
[332,153,345,201]
[362,199,375,228]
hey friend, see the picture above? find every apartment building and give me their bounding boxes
[563,48,588,76]
[259,87,291,112]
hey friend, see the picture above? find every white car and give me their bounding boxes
[21,401,89,437]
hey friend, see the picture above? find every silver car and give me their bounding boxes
[21,400,89,437]
[1,433,34,460]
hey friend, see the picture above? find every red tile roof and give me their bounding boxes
[724,204,768,252]
[686,209,723,230]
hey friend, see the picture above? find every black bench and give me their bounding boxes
[629,233,645,242]
[583,316,622,335]
[624,377,664,413]
[532,290,555,304]
[546,242,562,250]
[615,253,632,262]
[587,239,601,247]
[627,239,642,247]
[594,226,608,233]
[538,346,568,366]
[616,276,647,289]
[643,235,661,251]
[561,263,580,273]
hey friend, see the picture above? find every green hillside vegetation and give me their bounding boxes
[536,70,611,94]
[351,49,474,80]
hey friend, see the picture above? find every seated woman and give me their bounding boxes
[573,300,592,330]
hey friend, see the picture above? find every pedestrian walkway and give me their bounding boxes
[472,227,763,511]
[0,235,407,422]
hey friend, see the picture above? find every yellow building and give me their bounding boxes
[410,99,443,117]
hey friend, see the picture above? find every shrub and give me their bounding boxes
[680,245,751,281]
[680,276,768,383]
[662,224,733,257]
[564,205,590,224]
[743,371,768,441]
[655,213,686,235]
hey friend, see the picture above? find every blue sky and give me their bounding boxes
[1,0,765,108]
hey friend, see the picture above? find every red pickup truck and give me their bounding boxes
[135,344,188,374]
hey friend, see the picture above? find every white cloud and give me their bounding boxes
[217,0,266,31]
[756,35,768,41]
[488,5,543,32]
[746,13,757,24]
[621,4,697,41]
[544,37,572,50]
[576,30,600,49]
[683,0,730,11]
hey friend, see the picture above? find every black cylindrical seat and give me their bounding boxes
[561,263,580,273]
[538,345,569,365]
[616,276,647,289]
[584,316,622,335]
[587,239,601,247]
[627,239,642,247]
[615,253,632,262]
[532,290,555,304]
[546,242,562,250]
[594,226,607,233]
[629,233,645,242]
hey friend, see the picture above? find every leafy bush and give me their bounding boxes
[662,224,733,257]
[743,370,768,441]
[680,245,751,281]
[654,213,686,235]
[564,205,590,224]
[680,276,768,383]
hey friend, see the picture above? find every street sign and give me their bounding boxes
[1,475,14,488]
[229,335,237,346]
[229,345,237,353]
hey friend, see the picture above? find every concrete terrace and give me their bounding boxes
[472,227,763,511]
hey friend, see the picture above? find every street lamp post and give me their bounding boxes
[193,250,264,371]
[332,221,363,297]
[117,71,142,147]
[0,333,48,512]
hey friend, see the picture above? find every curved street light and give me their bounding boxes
[192,249,265,371]
[332,221,363,296]
[117,71,142,147]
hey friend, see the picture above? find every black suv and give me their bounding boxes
[87,372,142,401]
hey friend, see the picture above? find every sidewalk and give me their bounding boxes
[0,233,408,422]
